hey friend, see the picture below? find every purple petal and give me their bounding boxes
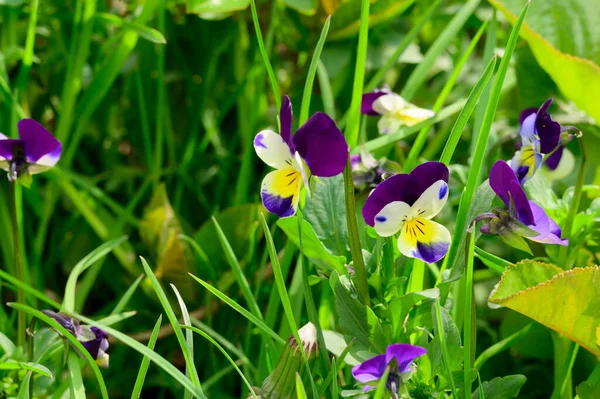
[489,161,535,226]
[535,99,561,154]
[350,154,362,169]
[352,354,387,383]
[81,327,109,360]
[545,146,564,171]
[362,162,449,227]
[292,112,348,177]
[18,119,62,165]
[385,344,427,374]
[280,95,294,150]
[0,138,24,161]
[361,91,387,115]
[519,107,538,124]
[527,201,568,245]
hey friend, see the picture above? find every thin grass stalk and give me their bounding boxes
[10,183,25,348]
[14,0,40,97]
[463,227,476,398]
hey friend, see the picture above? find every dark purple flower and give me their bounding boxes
[254,96,348,217]
[0,119,62,184]
[487,161,567,246]
[362,162,451,263]
[352,344,426,393]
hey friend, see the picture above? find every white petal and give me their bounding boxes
[399,106,434,126]
[377,115,403,135]
[254,129,294,170]
[372,93,407,115]
[374,201,412,237]
[410,180,449,219]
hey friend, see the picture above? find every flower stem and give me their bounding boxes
[27,317,36,398]
[343,158,370,306]
[558,136,587,268]
[10,182,26,348]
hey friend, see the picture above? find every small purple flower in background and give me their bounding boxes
[350,150,389,192]
[0,119,62,186]
[482,160,568,248]
[362,162,451,264]
[352,344,426,395]
[361,88,434,134]
[511,99,575,183]
[42,311,110,368]
[254,96,348,217]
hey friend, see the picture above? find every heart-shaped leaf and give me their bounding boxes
[489,261,600,357]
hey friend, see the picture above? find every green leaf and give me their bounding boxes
[277,217,346,273]
[429,303,462,374]
[0,361,53,378]
[131,315,162,398]
[94,13,166,44]
[471,375,527,399]
[141,184,194,300]
[330,271,385,358]
[388,288,439,338]
[304,175,350,259]
[187,0,249,15]
[489,262,600,357]
[489,0,600,122]
[63,236,128,312]
[283,0,318,16]
[68,351,86,399]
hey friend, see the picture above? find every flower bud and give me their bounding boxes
[258,322,318,399]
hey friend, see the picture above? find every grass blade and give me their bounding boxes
[68,351,86,399]
[63,236,128,312]
[400,0,481,101]
[299,16,331,125]
[295,373,308,399]
[364,0,443,93]
[344,0,371,148]
[131,315,162,398]
[171,284,195,399]
[404,20,488,171]
[317,60,336,119]
[440,2,530,280]
[189,273,285,345]
[373,366,390,399]
[139,257,204,393]
[439,56,497,165]
[183,326,257,398]
[435,299,459,399]
[0,361,53,378]
[111,275,144,315]
[249,0,280,108]
[0,269,62,309]
[474,323,534,369]
[190,319,253,369]
[94,13,166,44]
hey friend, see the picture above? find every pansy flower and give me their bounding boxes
[42,311,110,368]
[350,150,388,192]
[352,344,426,394]
[363,162,451,263]
[361,88,434,134]
[511,99,567,183]
[0,119,62,186]
[483,160,568,247]
[254,96,348,217]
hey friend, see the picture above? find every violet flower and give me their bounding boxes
[511,99,570,183]
[43,311,110,368]
[254,96,348,217]
[0,119,62,186]
[352,344,426,395]
[363,162,451,263]
[483,160,568,247]
[361,88,434,134]
[350,151,387,192]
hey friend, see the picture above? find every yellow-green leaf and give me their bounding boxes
[489,0,600,121]
[489,261,600,357]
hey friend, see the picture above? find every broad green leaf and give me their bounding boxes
[489,0,600,122]
[140,184,194,299]
[489,262,600,357]
[429,304,462,374]
[388,288,439,338]
[94,13,166,44]
[330,271,385,358]
[322,330,360,366]
[0,361,53,378]
[471,375,527,399]
[304,175,350,259]
[277,217,346,273]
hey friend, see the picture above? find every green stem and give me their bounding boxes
[463,222,477,398]
[551,333,575,399]
[435,299,459,399]
[343,160,370,306]
[27,317,36,398]
[10,183,26,348]
[558,136,586,268]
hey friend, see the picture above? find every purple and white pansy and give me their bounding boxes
[352,344,426,394]
[363,162,451,264]
[361,88,434,134]
[254,96,349,217]
[485,160,568,246]
[0,119,62,184]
